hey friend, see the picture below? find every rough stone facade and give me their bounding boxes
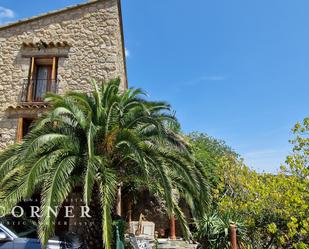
[0,0,127,149]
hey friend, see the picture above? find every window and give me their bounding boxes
[27,57,58,102]
[34,63,52,101]
[22,118,34,138]
[16,118,35,142]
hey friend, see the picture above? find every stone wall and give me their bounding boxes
[0,0,126,149]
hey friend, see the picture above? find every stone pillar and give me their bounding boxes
[127,199,132,223]
[230,224,237,249]
[169,215,176,240]
[116,185,122,216]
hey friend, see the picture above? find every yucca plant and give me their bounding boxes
[0,79,208,249]
[196,212,248,249]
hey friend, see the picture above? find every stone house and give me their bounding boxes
[0,0,128,239]
[0,0,127,149]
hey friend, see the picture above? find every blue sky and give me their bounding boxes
[1,0,308,172]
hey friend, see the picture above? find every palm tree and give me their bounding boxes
[0,79,208,249]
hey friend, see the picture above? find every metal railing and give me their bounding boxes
[20,78,59,103]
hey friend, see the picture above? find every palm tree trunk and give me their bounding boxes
[79,187,104,249]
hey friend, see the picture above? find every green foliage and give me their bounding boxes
[189,132,238,160]
[190,120,309,248]
[0,79,208,248]
[188,133,238,206]
[195,212,247,249]
[284,117,309,178]
[217,158,309,248]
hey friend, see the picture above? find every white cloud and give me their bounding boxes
[125,47,130,58]
[0,6,15,24]
[0,6,15,18]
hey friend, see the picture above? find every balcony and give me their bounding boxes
[21,78,59,103]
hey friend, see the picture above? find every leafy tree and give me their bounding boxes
[189,133,248,247]
[218,157,308,248]
[283,117,309,178]
[188,132,238,202]
[216,118,309,248]
[0,79,208,249]
[189,123,309,248]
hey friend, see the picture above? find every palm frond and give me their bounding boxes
[39,156,77,245]
[98,169,117,249]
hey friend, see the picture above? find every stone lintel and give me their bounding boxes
[6,104,49,119]
[21,47,70,58]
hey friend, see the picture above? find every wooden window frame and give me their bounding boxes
[27,56,58,102]
[16,118,23,143]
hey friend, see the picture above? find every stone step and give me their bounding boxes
[158,246,194,249]
[156,240,197,249]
